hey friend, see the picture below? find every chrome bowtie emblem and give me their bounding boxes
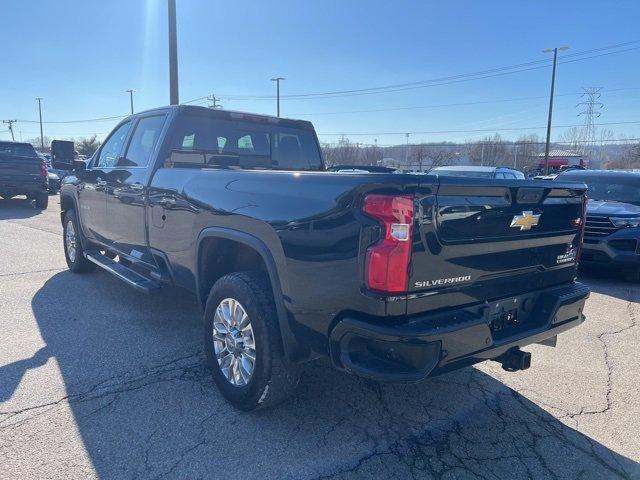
[510,211,541,231]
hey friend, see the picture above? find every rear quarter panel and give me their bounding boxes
[148,168,421,348]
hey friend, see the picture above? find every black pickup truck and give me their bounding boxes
[0,141,49,208]
[58,106,589,410]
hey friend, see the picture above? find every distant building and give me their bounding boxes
[534,150,587,170]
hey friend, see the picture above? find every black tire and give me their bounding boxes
[63,210,95,273]
[203,272,299,411]
[35,192,48,209]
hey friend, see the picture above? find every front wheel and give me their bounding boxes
[63,210,95,273]
[203,272,299,411]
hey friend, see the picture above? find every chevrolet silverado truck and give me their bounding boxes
[0,141,49,208]
[57,106,590,411]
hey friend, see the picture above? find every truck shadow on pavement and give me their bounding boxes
[0,197,42,220]
[11,270,638,479]
[579,269,640,302]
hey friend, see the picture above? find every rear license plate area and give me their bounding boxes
[490,308,518,332]
[485,297,531,340]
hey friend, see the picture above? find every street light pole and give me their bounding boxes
[168,0,179,105]
[270,77,285,117]
[35,97,44,150]
[542,46,569,174]
[126,89,135,114]
[405,133,410,165]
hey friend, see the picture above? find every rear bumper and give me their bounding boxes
[329,282,589,381]
[0,181,48,195]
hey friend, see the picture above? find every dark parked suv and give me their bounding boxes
[557,169,640,281]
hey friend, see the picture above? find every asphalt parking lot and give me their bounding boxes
[1,197,638,480]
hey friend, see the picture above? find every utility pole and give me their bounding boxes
[168,0,179,104]
[542,46,569,174]
[126,89,135,114]
[513,143,518,168]
[270,77,285,117]
[2,120,17,141]
[36,97,44,150]
[480,142,485,166]
[405,133,410,165]
[207,94,222,109]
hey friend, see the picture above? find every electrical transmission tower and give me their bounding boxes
[576,87,603,157]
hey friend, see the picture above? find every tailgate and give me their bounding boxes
[407,176,586,315]
[0,155,43,184]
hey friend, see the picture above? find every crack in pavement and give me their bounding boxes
[0,351,203,430]
[2,219,62,237]
[0,267,65,278]
[567,290,638,419]
[310,368,635,480]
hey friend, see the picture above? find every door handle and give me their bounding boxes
[158,196,176,207]
[130,183,144,191]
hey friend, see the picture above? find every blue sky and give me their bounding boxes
[1,0,639,145]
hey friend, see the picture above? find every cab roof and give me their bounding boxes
[126,105,315,131]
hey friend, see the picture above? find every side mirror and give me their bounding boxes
[51,140,76,171]
[73,159,87,171]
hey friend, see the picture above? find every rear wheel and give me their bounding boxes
[203,272,299,411]
[35,193,48,209]
[63,210,95,273]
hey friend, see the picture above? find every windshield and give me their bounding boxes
[563,174,640,206]
[0,142,37,157]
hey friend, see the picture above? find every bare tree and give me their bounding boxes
[321,137,363,166]
[409,144,457,172]
[469,134,509,166]
[605,141,640,170]
[557,127,582,153]
[513,134,541,172]
[361,144,382,166]
[25,136,52,151]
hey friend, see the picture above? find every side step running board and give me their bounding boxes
[85,252,161,294]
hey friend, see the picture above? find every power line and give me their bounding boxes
[289,88,640,117]
[11,87,640,124]
[15,114,127,124]
[320,137,640,148]
[316,120,640,137]
[182,40,640,102]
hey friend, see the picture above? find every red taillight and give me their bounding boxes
[40,160,48,177]
[575,193,587,261]
[363,194,414,294]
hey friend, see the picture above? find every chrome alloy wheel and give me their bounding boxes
[65,220,77,263]
[212,298,256,387]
